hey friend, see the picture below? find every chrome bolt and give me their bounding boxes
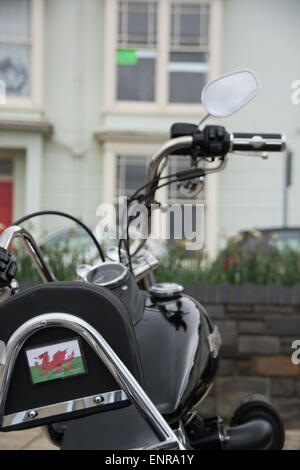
[94,395,104,404]
[28,410,38,419]
[40,320,47,326]
[121,285,128,291]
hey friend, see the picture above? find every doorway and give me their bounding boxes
[0,159,13,232]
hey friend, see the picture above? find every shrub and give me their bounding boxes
[12,232,300,287]
[14,242,95,284]
[156,235,300,286]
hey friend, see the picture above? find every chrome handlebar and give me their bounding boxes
[130,136,229,255]
[146,132,286,191]
[129,131,286,256]
[0,226,55,284]
[147,136,193,182]
[230,133,286,153]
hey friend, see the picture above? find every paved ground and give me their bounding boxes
[282,430,300,450]
[0,427,299,450]
[0,428,57,450]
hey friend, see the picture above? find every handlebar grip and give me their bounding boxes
[231,133,286,152]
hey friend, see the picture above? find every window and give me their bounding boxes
[115,154,151,224]
[103,140,216,251]
[114,153,205,239]
[105,0,221,112]
[0,159,13,177]
[116,154,151,197]
[117,1,158,102]
[0,0,31,98]
[169,2,209,103]
[0,0,43,107]
[115,153,205,202]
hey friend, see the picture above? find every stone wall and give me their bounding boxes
[184,284,300,425]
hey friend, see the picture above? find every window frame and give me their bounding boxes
[0,0,44,110]
[103,0,222,115]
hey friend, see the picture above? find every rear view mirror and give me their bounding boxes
[201,70,261,118]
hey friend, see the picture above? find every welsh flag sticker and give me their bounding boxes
[26,338,87,384]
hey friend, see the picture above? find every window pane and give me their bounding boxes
[128,11,148,41]
[0,44,30,96]
[118,1,157,47]
[117,1,157,102]
[125,162,147,193]
[0,0,31,42]
[169,52,208,103]
[116,155,150,197]
[117,50,156,101]
[0,160,13,176]
[170,2,209,48]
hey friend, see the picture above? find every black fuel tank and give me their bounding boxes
[134,289,219,424]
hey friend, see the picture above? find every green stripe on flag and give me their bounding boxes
[30,356,85,384]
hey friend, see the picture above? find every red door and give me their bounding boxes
[0,182,13,233]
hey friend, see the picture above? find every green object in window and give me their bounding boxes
[117,49,138,66]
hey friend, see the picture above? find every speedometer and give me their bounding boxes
[86,262,128,287]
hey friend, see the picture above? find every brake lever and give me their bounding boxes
[231,151,269,159]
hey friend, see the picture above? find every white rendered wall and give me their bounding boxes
[42,0,105,232]
[217,0,300,244]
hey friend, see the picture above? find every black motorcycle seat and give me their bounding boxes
[0,282,144,430]
[61,405,160,450]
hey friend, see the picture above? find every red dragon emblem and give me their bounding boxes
[34,349,75,376]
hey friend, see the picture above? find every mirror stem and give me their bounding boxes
[198,113,210,129]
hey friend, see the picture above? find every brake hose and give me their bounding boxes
[13,210,106,262]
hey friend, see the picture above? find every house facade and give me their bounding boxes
[0,0,299,258]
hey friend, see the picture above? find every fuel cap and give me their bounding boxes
[149,282,184,299]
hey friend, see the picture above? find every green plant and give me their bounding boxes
[14,241,97,284]
[155,236,300,286]
[12,232,300,287]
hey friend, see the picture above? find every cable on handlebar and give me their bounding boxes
[13,211,106,262]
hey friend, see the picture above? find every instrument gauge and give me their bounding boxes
[86,262,128,287]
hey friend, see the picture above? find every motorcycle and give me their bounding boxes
[0,70,287,450]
